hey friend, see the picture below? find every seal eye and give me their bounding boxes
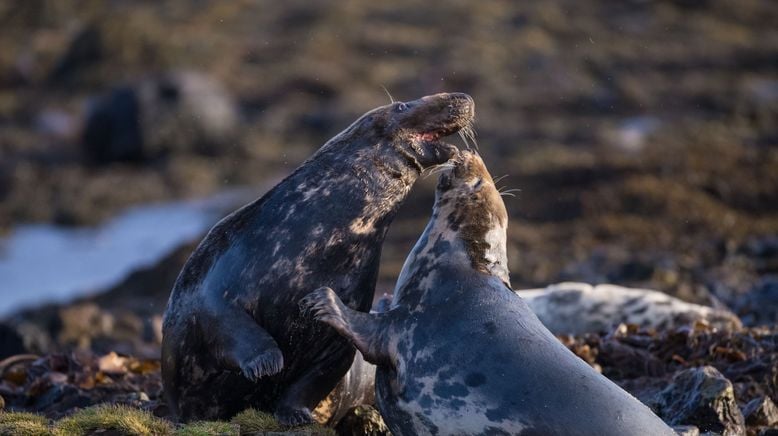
[396,103,408,112]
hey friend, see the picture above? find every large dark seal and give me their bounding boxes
[302,151,675,435]
[161,93,474,424]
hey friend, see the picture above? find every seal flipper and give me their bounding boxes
[202,302,284,381]
[301,287,395,366]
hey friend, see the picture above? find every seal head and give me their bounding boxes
[392,150,510,309]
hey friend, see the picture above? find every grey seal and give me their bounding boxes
[302,150,675,435]
[161,93,474,424]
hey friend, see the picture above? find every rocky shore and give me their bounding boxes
[1,313,776,434]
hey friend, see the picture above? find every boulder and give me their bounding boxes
[734,277,778,327]
[334,405,390,436]
[82,71,238,165]
[0,323,26,359]
[650,366,745,436]
[743,396,778,427]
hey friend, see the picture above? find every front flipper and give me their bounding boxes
[300,287,396,367]
[202,302,284,381]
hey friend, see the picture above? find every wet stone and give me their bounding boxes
[651,366,745,436]
[334,405,390,436]
[0,323,26,359]
[735,278,778,327]
[743,396,778,427]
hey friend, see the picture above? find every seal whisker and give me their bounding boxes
[458,130,471,150]
[380,85,394,103]
[462,123,478,151]
[423,163,455,178]
[493,174,509,184]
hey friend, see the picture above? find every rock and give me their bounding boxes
[13,321,54,355]
[0,323,26,359]
[734,277,778,327]
[651,366,745,436]
[334,405,390,436]
[98,352,129,375]
[743,396,778,427]
[82,86,144,164]
[82,71,238,165]
[58,303,114,349]
[517,282,742,335]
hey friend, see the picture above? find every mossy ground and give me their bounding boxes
[0,411,50,436]
[0,406,334,436]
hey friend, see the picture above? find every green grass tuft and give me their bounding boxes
[229,409,334,435]
[229,409,282,433]
[0,406,336,435]
[176,421,239,436]
[0,411,51,436]
[54,404,173,435]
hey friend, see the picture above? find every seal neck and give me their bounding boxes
[301,136,421,237]
[392,204,511,308]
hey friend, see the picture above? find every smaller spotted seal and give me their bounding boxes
[302,150,675,435]
[518,282,742,334]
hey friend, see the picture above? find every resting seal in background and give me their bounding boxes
[162,93,474,424]
[303,150,675,435]
[519,282,742,334]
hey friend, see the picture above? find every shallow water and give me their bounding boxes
[0,188,257,317]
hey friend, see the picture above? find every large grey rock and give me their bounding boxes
[743,396,778,427]
[83,71,238,164]
[650,366,745,436]
[334,405,390,436]
[0,323,26,359]
[734,277,778,327]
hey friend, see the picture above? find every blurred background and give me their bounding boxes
[0,0,776,355]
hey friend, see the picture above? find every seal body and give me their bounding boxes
[519,282,742,334]
[162,93,474,424]
[303,151,675,435]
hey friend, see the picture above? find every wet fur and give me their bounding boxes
[161,93,473,424]
[303,151,675,435]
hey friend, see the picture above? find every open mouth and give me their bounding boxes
[413,121,477,155]
[417,125,459,142]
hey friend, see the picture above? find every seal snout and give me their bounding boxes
[384,92,476,170]
[446,92,475,119]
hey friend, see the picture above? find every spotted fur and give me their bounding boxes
[161,93,474,424]
[302,151,675,435]
[519,282,742,334]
